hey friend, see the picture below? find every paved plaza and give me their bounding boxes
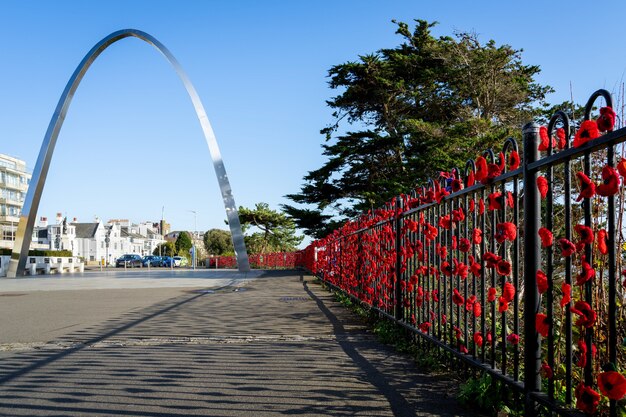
[0,270,477,416]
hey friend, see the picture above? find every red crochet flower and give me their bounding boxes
[536,269,548,294]
[508,150,520,170]
[439,215,452,230]
[571,301,596,328]
[575,383,601,415]
[486,157,503,183]
[475,156,488,184]
[487,287,497,302]
[507,333,519,345]
[596,165,619,197]
[405,219,418,232]
[574,224,594,245]
[495,222,517,243]
[502,281,515,302]
[472,228,482,244]
[473,302,482,317]
[575,261,595,286]
[470,260,481,276]
[496,259,511,276]
[454,259,468,279]
[560,283,571,307]
[539,126,549,150]
[576,338,588,368]
[538,126,556,151]
[541,362,553,379]
[556,127,567,149]
[597,371,626,400]
[597,106,616,132]
[537,176,548,199]
[419,322,431,333]
[558,238,577,257]
[488,192,504,210]
[596,229,608,255]
[576,172,596,201]
[466,170,475,187]
[441,261,453,276]
[424,224,438,240]
[618,158,626,178]
[536,313,550,337]
[483,252,501,268]
[452,288,464,306]
[458,237,471,253]
[498,296,509,313]
[451,178,464,192]
[452,207,465,222]
[473,332,483,347]
[573,120,600,148]
[538,227,553,247]
[478,198,485,214]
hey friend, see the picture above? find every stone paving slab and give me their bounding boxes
[0,271,479,416]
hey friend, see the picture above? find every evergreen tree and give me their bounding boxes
[285,19,552,237]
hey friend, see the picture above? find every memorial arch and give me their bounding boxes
[7,29,250,277]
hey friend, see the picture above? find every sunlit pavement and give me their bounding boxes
[0,268,265,292]
[0,271,478,416]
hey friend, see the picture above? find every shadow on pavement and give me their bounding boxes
[0,274,477,416]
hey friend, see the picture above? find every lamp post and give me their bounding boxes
[189,210,197,270]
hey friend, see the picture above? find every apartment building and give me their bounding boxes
[0,154,31,249]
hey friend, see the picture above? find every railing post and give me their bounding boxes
[523,122,541,417]
[394,196,403,322]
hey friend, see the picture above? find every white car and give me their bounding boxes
[172,256,188,267]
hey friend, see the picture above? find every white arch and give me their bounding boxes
[7,29,250,276]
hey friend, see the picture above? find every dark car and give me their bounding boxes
[116,254,143,268]
[142,255,161,267]
[161,256,173,267]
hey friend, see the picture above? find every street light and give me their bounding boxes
[188,210,197,270]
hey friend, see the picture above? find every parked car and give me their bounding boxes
[161,256,173,267]
[173,256,188,267]
[142,255,161,267]
[116,254,143,268]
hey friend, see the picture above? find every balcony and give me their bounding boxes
[0,214,20,223]
[0,181,28,192]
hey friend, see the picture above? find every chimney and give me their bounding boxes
[73,217,77,222]
[39,216,48,227]
[56,212,62,224]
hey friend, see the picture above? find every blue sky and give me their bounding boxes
[1,1,625,244]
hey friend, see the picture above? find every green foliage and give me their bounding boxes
[174,232,193,256]
[238,202,303,253]
[1,249,74,256]
[458,373,523,416]
[153,241,175,256]
[287,19,552,237]
[28,249,73,257]
[203,229,233,256]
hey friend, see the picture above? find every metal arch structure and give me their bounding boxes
[7,29,250,277]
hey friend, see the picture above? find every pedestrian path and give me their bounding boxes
[0,271,478,416]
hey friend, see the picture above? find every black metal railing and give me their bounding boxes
[305,89,626,417]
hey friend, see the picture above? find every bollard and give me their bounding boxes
[58,259,65,274]
[78,262,84,273]
[45,264,51,274]
[28,263,37,276]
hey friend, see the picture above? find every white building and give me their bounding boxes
[34,216,165,265]
[0,154,31,249]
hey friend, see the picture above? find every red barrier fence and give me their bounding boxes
[206,252,307,270]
